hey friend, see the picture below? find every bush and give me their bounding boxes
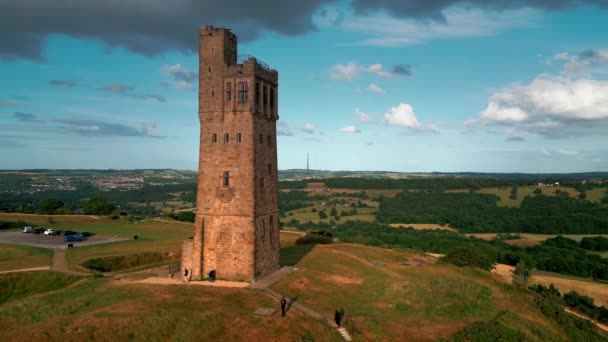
[453,312,527,342]
[442,246,496,271]
[295,233,333,246]
[82,252,176,272]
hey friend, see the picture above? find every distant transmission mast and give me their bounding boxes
[307,152,309,172]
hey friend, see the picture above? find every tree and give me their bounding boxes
[39,198,64,215]
[82,197,115,215]
[330,207,338,216]
[319,210,328,219]
[442,246,496,271]
[509,186,518,200]
[533,188,542,195]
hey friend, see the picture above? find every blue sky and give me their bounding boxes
[1,1,607,172]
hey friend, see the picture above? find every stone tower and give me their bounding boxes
[181,26,280,282]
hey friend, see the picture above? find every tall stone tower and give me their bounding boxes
[181,26,280,282]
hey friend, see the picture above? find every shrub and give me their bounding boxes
[442,246,496,271]
[453,312,527,342]
[82,252,176,272]
[295,233,333,246]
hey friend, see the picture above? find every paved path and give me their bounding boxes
[0,266,51,274]
[249,266,297,289]
[130,277,249,288]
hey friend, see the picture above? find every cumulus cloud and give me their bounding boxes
[13,112,45,123]
[49,79,78,88]
[0,0,335,60]
[163,64,197,89]
[383,103,421,128]
[561,49,608,78]
[339,125,361,133]
[480,76,608,138]
[355,108,374,124]
[331,62,359,81]
[56,118,166,139]
[367,83,386,94]
[298,123,319,134]
[331,62,412,81]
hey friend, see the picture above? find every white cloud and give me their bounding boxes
[325,7,539,47]
[368,64,392,78]
[330,62,360,81]
[355,108,373,124]
[163,64,197,89]
[480,76,608,138]
[339,125,361,133]
[552,52,570,61]
[367,83,386,94]
[557,148,579,156]
[298,123,318,134]
[383,103,421,128]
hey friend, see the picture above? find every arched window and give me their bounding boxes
[226,83,231,101]
[223,171,230,188]
[212,134,217,144]
[224,133,229,143]
[238,82,248,102]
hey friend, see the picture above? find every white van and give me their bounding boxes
[22,226,33,233]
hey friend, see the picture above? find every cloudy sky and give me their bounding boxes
[1,0,607,172]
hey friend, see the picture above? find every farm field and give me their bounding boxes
[271,243,571,341]
[467,233,608,251]
[531,271,608,307]
[285,201,377,225]
[447,186,584,207]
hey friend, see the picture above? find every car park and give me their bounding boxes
[64,235,81,242]
[33,228,45,234]
[22,226,33,233]
[63,231,77,236]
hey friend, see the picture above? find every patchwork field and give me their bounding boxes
[389,223,455,231]
[467,233,608,252]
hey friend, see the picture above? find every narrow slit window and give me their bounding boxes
[212,133,217,144]
[270,87,274,111]
[224,133,229,143]
[223,171,230,188]
[270,215,273,227]
[260,177,265,188]
[211,90,214,97]
[268,163,272,175]
[267,136,272,147]
[208,66,211,73]
[226,83,231,101]
[259,134,263,144]
[236,133,242,143]
[255,83,260,107]
[263,84,268,108]
[239,82,248,102]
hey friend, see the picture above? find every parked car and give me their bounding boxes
[78,232,93,238]
[63,231,77,236]
[22,226,33,233]
[44,229,58,236]
[64,235,81,242]
[33,228,45,234]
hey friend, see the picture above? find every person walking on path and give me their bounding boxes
[183,268,189,283]
[334,309,342,327]
[280,297,287,317]
[208,269,216,282]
